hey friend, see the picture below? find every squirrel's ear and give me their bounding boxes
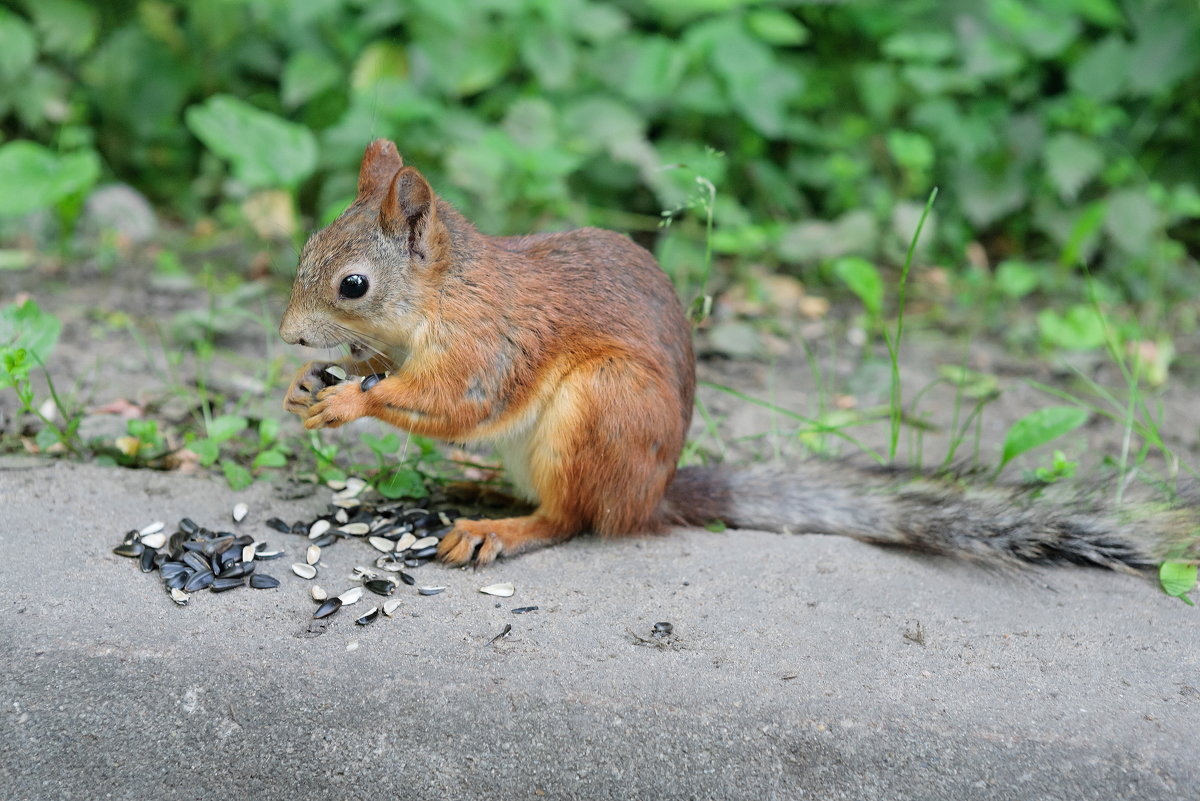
[380,166,440,260]
[357,139,404,197]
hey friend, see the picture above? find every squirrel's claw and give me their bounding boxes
[303,382,366,429]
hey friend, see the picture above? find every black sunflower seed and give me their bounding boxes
[412,545,439,560]
[113,542,144,558]
[218,561,254,579]
[265,517,291,533]
[139,548,156,573]
[313,598,342,619]
[356,607,380,625]
[183,570,215,592]
[249,574,279,589]
[165,571,189,590]
[311,533,338,548]
[652,622,673,637]
[360,373,386,391]
[182,552,210,573]
[179,518,199,535]
[210,576,245,592]
[397,571,415,586]
[511,606,539,614]
[364,579,396,597]
[160,562,187,581]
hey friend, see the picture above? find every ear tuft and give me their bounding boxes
[358,139,404,197]
[381,166,437,258]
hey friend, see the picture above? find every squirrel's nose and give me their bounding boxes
[297,337,309,347]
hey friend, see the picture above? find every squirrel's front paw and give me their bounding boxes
[303,382,368,429]
[284,361,343,417]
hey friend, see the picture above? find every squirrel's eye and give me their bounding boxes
[339,274,368,299]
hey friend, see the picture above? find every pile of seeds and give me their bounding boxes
[112,517,284,607]
[112,477,531,628]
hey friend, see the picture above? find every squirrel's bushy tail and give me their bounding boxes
[663,462,1199,571]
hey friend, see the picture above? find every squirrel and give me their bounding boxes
[280,139,1198,571]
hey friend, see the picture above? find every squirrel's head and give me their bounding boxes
[279,139,451,355]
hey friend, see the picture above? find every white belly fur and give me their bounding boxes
[491,422,539,503]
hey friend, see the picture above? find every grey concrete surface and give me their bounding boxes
[1,457,1197,801]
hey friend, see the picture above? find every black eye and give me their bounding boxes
[339,274,368,299]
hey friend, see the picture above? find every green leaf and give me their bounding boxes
[361,431,402,456]
[999,406,1088,469]
[1037,305,1107,351]
[886,130,934,174]
[937,366,1000,399]
[258,417,280,448]
[881,31,956,62]
[221,460,254,491]
[0,9,36,81]
[207,414,248,444]
[350,41,408,92]
[994,260,1040,299]
[189,437,220,468]
[375,467,427,499]
[0,142,101,217]
[1043,133,1104,202]
[746,10,809,46]
[1104,189,1161,254]
[184,95,318,189]
[282,50,343,109]
[1068,35,1130,101]
[831,257,883,318]
[23,0,97,57]
[0,299,61,363]
[704,519,727,533]
[252,449,288,469]
[1159,562,1197,604]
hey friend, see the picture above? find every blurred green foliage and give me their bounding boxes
[0,0,1198,303]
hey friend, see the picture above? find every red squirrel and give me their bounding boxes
[281,140,1197,571]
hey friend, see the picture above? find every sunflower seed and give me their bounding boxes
[291,563,317,579]
[340,522,370,536]
[359,373,385,392]
[393,532,417,552]
[179,518,199,535]
[169,588,189,606]
[139,548,156,573]
[397,571,416,586]
[311,533,337,548]
[113,542,144,558]
[182,552,209,572]
[382,599,403,617]
[140,532,167,550]
[410,535,439,551]
[311,585,328,601]
[412,546,439,559]
[232,503,248,523]
[417,586,445,596]
[479,582,514,597]
[356,606,380,625]
[511,606,538,614]
[326,478,347,491]
[364,578,397,596]
[324,364,347,381]
[652,622,673,637]
[219,562,254,579]
[250,574,280,589]
[211,576,245,592]
[306,545,321,565]
[368,536,395,553]
[140,521,165,536]
[338,587,363,606]
[489,623,512,645]
[308,519,331,539]
[344,476,367,495]
[332,497,362,509]
[160,562,187,581]
[184,570,215,592]
[378,560,407,573]
[241,544,257,564]
[334,509,349,524]
[313,598,342,619]
[265,518,291,533]
[255,549,284,560]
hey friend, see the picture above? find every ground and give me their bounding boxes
[1,258,1198,800]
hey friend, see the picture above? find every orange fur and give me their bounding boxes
[280,139,694,565]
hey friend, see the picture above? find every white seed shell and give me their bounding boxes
[338,587,363,606]
[339,522,370,536]
[241,544,256,564]
[394,532,417,552]
[325,365,348,381]
[368,536,395,553]
[326,478,347,491]
[478,582,515,597]
[308,519,331,539]
[139,532,167,550]
[306,545,321,565]
[140,521,165,536]
[411,535,439,550]
[332,497,361,509]
[291,563,317,579]
[383,599,403,617]
[169,588,189,606]
[334,509,349,524]
[310,585,328,601]
[232,502,248,522]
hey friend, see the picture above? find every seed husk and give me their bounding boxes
[255,549,284,561]
[511,606,539,614]
[340,522,370,536]
[323,364,348,382]
[291,563,317,580]
[308,519,331,539]
[249,574,280,589]
[184,570,215,592]
[489,623,513,645]
[356,606,380,625]
[338,587,363,606]
[140,532,167,550]
[368,536,394,553]
[313,598,342,619]
[382,599,403,617]
[479,582,515,597]
[113,542,144,559]
[652,622,673,637]
[410,535,439,551]
[265,517,291,533]
[417,586,445,596]
[232,502,248,523]
[311,585,328,601]
[332,497,362,509]
[140,521,165,537]
[326,478,347,491]
[364,578,397,596]
[306,545,321,565]
[241,544,257,564]
[169,588,189,606]
[393,532,417,552]
[334,509,349,524]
